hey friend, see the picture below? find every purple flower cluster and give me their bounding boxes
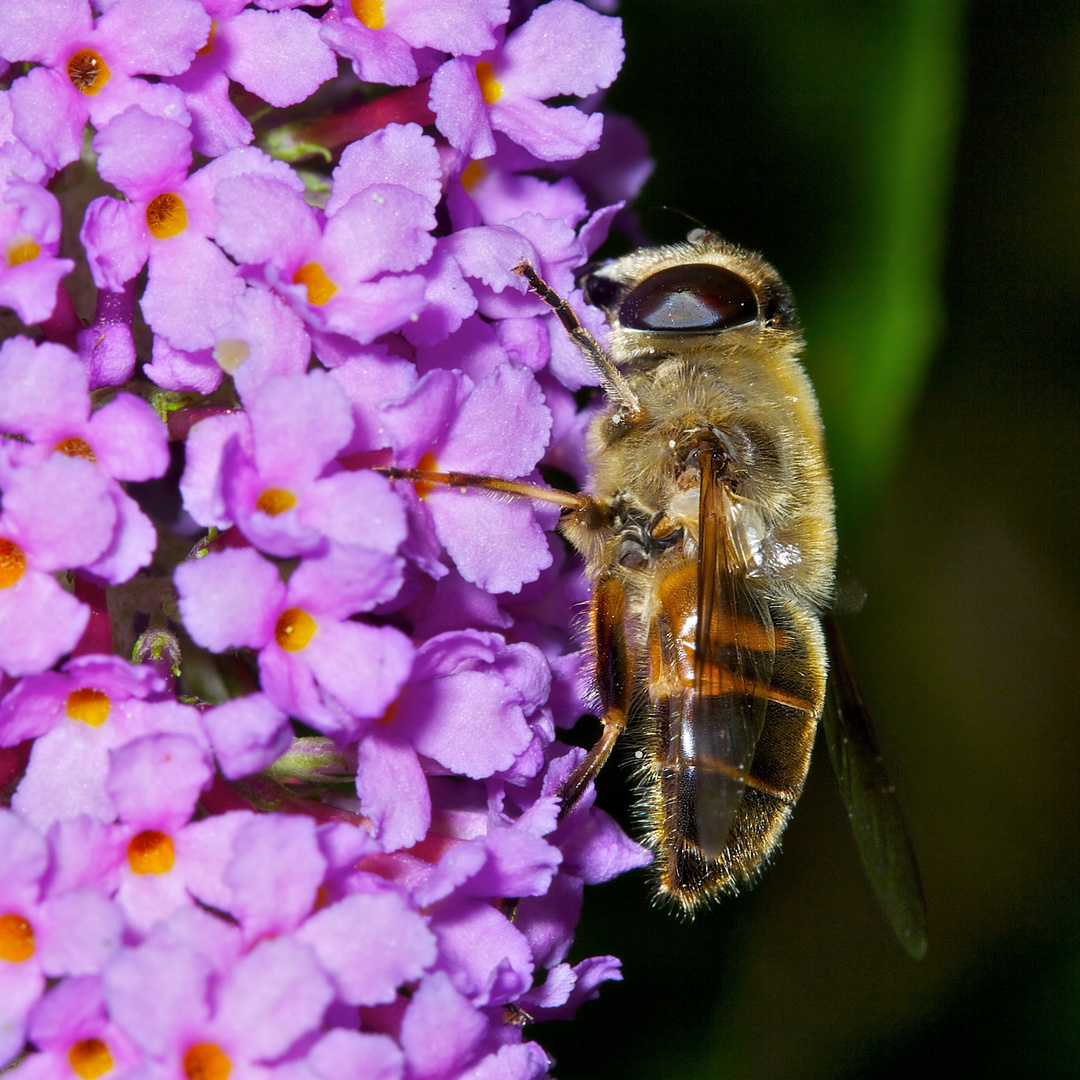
[0,1,655,1078]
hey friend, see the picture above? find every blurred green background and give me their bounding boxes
[541,0,1080,1077]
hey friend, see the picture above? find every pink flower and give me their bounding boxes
[430,0,623,161]
[0,451,115,676]
[0,0,209,171]
[321,0,509,87]
[0,0,653,1072]
[82,107,305,353]
[169,3,337,158]
[175,546,414,741]
[0,180,74,324]
[0,811,124,1065]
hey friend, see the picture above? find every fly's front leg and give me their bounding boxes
[560,571,632,816]
[376,466,591,511]
[514,262,642,420]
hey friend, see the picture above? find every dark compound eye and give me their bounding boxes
[582,271,624,311]
[618,263,758,332]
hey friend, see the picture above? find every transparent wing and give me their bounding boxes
[822,613,928,960]
[691,446,775,858]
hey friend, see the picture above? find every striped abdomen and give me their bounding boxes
[638,557,827,910]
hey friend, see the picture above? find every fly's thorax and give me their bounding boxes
[565,354,836,602]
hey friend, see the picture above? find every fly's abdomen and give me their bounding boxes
[638,559,827,909]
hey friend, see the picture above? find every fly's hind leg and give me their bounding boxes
[560,571,632,817]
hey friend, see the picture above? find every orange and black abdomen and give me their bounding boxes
[637,558,827,910]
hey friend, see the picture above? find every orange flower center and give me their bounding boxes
[183,1044,231,1080]
[146,193,188,239]
[0,913,35,962]
[351,0,384,29]
[292,263,337,306]
[197,21,216,56]
[67,688,111,727]
[55,437,97,462]
[69,1039,115,1080]
[127,830,175,874]
[413,450,439,499]
[256,488,296,516]
[68,49,111,95]
[6,238,40,266]
[0,539,26,589]
[460,160,487,193]
[476,61,502,105]
[275,608,316,652]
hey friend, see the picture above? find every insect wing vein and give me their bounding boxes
[822,613,928,960]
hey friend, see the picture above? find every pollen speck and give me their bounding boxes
[68,49,111,95]
[67,688,111,727]
[146,193,188,239]
[214,339,250,372]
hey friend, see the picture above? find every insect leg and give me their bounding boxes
[560,571,632,816]
[377,466,592,511]
[514,262,643,420]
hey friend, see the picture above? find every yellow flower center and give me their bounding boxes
[127,830,175,875]
[69,1040,115,1080]
[275,608,317,652]
[0,539,26,589]
[183,1044,231,1080]
[292,263,337,306]
[476,61,502,105]
[351,0,384,29]
[68,49,111,95]
[0,913,35,962]
[460,160,487,192]
[146,193,188,239]
[256,488,296,516]
[67,688,111,727]
[6,238,40,266]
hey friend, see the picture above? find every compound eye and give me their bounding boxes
[582,271,624,311]
[619,263,758,332]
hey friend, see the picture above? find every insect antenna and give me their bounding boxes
[656,206,718,244]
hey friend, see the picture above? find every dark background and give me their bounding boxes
[540,1,1080,1077]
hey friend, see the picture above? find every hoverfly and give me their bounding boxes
[383,231,927,959]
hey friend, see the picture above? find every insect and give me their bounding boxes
[383,230,927,959]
